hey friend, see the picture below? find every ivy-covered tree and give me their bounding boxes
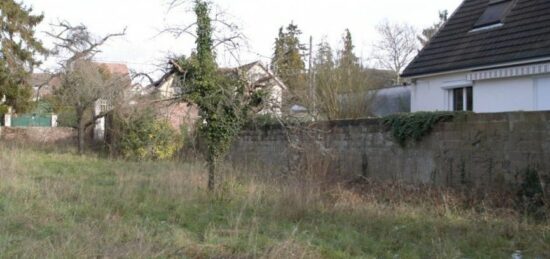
[0,0,47,114]
[418,10,448,47]
[170,0,261,191]
[271,22,307,103]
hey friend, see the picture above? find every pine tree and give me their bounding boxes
[315,39,334,70]
[338,29,359,69]
[337,29,363,92]
[271,22,307,101]
[0,0,47,114]
[314,30,375,120]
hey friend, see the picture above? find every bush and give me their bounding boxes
[110,109,182,160]
[517,167,548,219]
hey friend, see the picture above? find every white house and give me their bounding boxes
[402,0,550,113]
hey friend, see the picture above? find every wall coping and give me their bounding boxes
[243,111,550,132]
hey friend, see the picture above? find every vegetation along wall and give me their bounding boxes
[230,111,550,193]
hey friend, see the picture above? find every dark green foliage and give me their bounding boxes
[517,167,547,219]
[245,114,280,128]
[271,22,307,99]
[0,0,48,113]
[42,95,78,127]
[383,112,455,146]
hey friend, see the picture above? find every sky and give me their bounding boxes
[23,0,463,79]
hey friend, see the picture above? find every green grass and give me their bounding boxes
[0,148,548,258]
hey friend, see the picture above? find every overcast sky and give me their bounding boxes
[23,0,462,78]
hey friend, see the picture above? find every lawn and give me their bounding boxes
[0,147,548,258]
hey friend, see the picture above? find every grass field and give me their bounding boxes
[0,147,549,258]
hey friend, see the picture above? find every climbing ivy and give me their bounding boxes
[382,111,456,146]
[172,0,259,191]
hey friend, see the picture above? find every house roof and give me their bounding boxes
[96,63,130,76]
[402,0,550,78]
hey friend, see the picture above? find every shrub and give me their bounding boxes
[517,167,547,219]
[110,109,182,160]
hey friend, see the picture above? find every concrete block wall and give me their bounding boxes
[229,112,550,192]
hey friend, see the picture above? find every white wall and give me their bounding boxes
[412,72,550,113]
[535,77,550,110]
[411,72,468,112]
[474,77,534,113]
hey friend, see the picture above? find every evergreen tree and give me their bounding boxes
[338,29,359,69]
[0,0,47,114]
[314,30,376,120]
[337,29,362,92]
[315,39,334,70]
[271,22,307,100]
[418,10,448,47]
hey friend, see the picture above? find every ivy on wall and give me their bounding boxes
[382,112,456,146]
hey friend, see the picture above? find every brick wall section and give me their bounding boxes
[229,112,550,192]
[0,127,76,146]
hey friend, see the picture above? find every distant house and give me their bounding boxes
[402,0,550,113]
[151,61,287,129]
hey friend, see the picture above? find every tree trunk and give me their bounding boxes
[207,154,217,191]
[77,112,85,155]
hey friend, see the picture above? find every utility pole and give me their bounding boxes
[308,36,316,117]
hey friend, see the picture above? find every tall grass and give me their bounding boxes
[0,147,548,258]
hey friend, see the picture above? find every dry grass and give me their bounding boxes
[0,146,549,258]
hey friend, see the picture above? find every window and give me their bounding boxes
[452,87,473,111]
[473,0,513,29]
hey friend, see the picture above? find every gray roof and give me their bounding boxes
[402,0,550,77]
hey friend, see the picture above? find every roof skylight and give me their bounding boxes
[473,0,513,29]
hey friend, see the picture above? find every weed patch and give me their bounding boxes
[0,147,548,258]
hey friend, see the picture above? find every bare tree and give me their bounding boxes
[162,0,246,60]
[46,21,126,69]
[373,21,418,84]
[46,22,127,154]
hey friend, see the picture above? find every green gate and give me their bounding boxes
[11,114,52,127]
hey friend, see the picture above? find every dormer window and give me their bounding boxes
[473,0,513,29]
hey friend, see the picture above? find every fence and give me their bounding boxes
[3,113,57,128]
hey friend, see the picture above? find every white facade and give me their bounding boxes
[246,63,285,116]
[410,61,550,113]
